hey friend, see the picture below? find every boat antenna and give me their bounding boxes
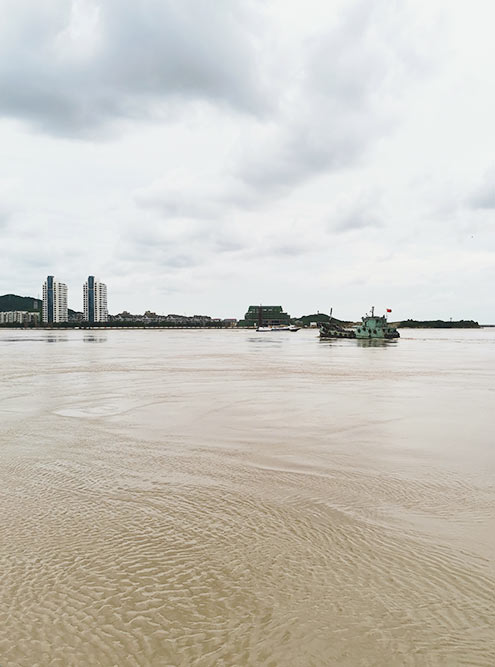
[329,307,333,321]
[371,305,375,317]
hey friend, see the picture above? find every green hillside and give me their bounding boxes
[294,313,352,326]
[0,294,41,312]
[397,319,480,328]
[0,294,79,318]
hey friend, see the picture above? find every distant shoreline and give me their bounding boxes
[0,323,492,330]
[392,319,480,329]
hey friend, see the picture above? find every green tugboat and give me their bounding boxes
[320,307,400,340]
[354,306,400,339]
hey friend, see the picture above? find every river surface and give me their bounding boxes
[0,328,494,666]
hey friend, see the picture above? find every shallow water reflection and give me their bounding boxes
[83,335,107,343]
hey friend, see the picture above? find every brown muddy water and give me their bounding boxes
[0,327,494,666]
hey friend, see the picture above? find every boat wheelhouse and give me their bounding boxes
[354,307,400,339]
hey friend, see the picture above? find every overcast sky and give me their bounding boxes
[1,0,494,321]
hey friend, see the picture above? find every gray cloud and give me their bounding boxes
[330,191,384,233]
[117,213,249,279]
[134,176,257,220]
[0,180,21,230]
[0,0,268,136]
[468,169,495,209]
[119,0,439,236]
[236,0,433,195]
[0,207,10,229]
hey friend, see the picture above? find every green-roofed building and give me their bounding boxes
[238,305,291,328]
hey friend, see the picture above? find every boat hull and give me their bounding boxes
[256,326,300,332]
[319,328,355,339]
[354,330,400,339]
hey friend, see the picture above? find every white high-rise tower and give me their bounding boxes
[42,276,68,323]
[83,276,108,323]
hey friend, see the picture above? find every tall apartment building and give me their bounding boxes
[42,276,68,323]
[83,276,108,323]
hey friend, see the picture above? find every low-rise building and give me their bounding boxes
[238,305,291,327]
[0,311,40,324]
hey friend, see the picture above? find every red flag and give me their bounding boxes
[386,308,392,313]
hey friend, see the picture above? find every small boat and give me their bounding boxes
[256,325,300,332]
[255,305,299,332]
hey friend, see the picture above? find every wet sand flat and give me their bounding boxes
[0,328,494,666]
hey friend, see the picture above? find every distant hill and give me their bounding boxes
[294,313,352,326]
[0,294,78,318]
[0,294,41,312]
[397,319,480,328]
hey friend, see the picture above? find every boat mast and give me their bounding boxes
[258,304,262,328]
